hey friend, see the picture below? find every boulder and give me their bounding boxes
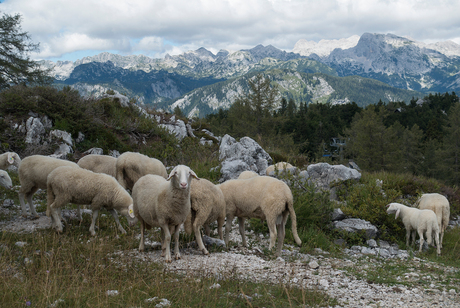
[333,218,378,239]
[306,163,361,189]
[218,134,273,181]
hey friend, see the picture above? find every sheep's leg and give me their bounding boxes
[27,192,39,218]
[418,231,424,252]
[160,224,172,263]
[435,231,441,255]
[440,228,444,249]
[275,213,288,257]
[194,221,209,255]
[238,217,246,247]
[217,216,225,241]
[49,203,63,233]
[266,218,278,251]
[224,215,233,247]
[89,209,99,236]
[19,192,29,217]
[76,205,82,222]
[108,209,127,234]
[139,220,145,252]
[204,225,211,237]
[173,225,182,260]
[160,228,166,257]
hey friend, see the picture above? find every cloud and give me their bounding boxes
[3,0,460,61]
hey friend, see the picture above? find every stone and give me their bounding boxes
[160,119,188,140]
[331,208,346,221]
[84,148,104,155]
[218,134,272,181]
[306,162,361,189]
[25,117,45,144]
[49,130,73,146]
[332,218,378,239]
[308,260,320,269]
[109,150,121,158]
[202,235,226,247]
[367,239,378,248]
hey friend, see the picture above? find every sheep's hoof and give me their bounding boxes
[202,249,209,255]
[175,253,181,260]
[165,258,172,263]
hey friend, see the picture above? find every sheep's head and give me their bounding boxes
[167,165,199,190]
[0,170,12,189]
[386,203,401,219]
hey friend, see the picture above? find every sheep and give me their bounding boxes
[386,202,440,255]
[132,165,199,262]
[237,170,259,179]
[415,193,450,248]
[265,162,293,176]
[116,151,167,191]
[218,175,302,257]
[77,154,117,178]
[46,166,137,235]
[0,152,21,170]
[18,155,79,218]
[0,170,13,189]
[183,178,226,255]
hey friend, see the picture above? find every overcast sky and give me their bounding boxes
[2,0,460,62]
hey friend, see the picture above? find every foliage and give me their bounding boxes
[0,12,52,90]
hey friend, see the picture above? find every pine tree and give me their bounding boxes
[0,12,52,90]
[437,102,460,185]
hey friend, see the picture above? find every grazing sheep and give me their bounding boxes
[116,152,167,191]
[218,176,302,257]
[0,170,13,189]
[265,162,293,176]
[184,178,226,255]
[132,165,199,262]
[46,166,137,235]
[237,170,259,180]
[415,193,450,248]
[0,152,21,170]
[386,202,440,255]
[18,155,79,217]
[77,154,117,178]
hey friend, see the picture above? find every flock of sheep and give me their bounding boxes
[0,151,451,260]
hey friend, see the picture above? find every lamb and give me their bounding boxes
[18,155,79,217]
[0,170,13,189]
[0,152,21,170]
[132,165,199,262]
[183,178,226,255]
[237,170,259,179]
[265,162,293,176]
[46,166,137,235]
[116,151,167,191]
[77,154,117,178]
[386,202,440,255]
[218,176,302,257]
[415,193,450,248]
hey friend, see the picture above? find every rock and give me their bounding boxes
[49,143,73,159]
[50,130,73,146]
[367,239,378,248]
[160,119,188,140]
[331,208,346,221]
[24,117,46,144]
[332,218,378,239]
[84,148,104,155]
[76,132,85,143]
[3,199,15,208]
[308,260,320,269]
[306,162,361,189]
[109,150,121,158]
[218,134,272,181]
[202,235,226,247]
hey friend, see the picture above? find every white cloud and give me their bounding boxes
[2,0,460,61]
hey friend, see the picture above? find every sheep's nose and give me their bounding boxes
[180,182,188,189]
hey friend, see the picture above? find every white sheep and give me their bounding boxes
[386,202,440,255]
[46,165,137,235]
[184,178,226,255]
[265,162,294,176]
[415,193,450,248]
[218,176,302,257]
[132,165,199,262]
[18,155,79,217]
[237,170,259,179]
[77,154,117,178]
[0,152,21,170]
[0,170,13,189]
[116,151,167,191]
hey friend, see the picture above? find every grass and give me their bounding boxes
[0,211,336,308]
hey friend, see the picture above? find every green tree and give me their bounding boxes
[438,102,460,185]
[0,12,52,90]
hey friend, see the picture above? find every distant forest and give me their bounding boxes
[205,89,460,186]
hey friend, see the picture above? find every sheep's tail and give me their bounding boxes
[184,212,193,235]
[287,198,302,246]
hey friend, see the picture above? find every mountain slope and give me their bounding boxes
[168,69,423,118]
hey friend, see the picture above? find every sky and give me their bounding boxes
[2,0,460,62]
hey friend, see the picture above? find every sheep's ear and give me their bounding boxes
[7,153,14,165]
[167,167,177,181]
[395,208,401,219]
[128,204,135,218]
[189,170,199,180]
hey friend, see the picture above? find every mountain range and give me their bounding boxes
[40,32,460,117]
